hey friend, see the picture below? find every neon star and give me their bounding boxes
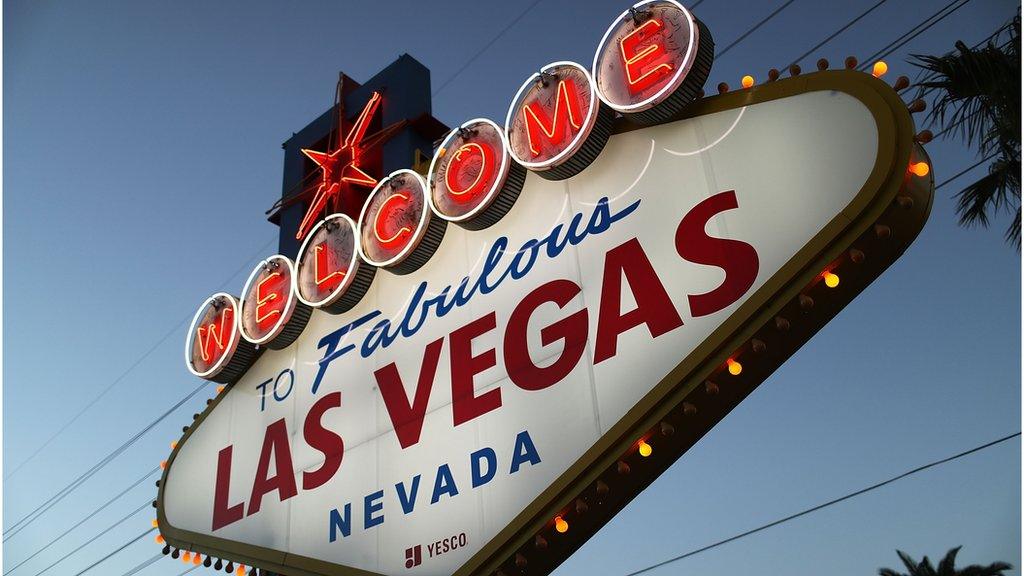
[296,91,383,240]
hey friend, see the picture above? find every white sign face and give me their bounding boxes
[163,89,893,575]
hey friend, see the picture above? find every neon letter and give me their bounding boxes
[522,79,584,156]
[374,192,413,248]
[620,19,673,93]
[445,142,495,202]
[255,272,285,331]
[313,243,346,293]
[197,308,233,364]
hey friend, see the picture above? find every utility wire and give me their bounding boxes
[4,235,278,539]
[117,553,163,576]
[67,528,156,576]
[622,432,1021,576]
[786,0,891,69]
[5,468,158,574]
[4,234,278,482]
[859,0,974,70]
[935,154,998,190]
[29,502,152,576]
[432,0,708,98]
[4,385,193,542]
[432,0,547,97]
[716,0,799,59]
[4,385,199,540]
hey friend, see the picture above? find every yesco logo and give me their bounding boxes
[405,533,468,569]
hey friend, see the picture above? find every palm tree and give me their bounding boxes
[879,546,1011,576]
[910,15,1021,249]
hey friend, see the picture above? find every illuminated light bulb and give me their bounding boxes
[182,552,192,563]
[555,516,569,533]
[160,460,167,470]
[638,440,653,457]
[741,75,754,89]
[151,519,158,528]
[824,271,840,288]
[727,359,742,376]
[216,385,225,394]
[872,61,888,77]
[170,441,178,450]
[237,565,247,576]
[909,162,929,177]
[155,534,165,544]
[193,554,202,565]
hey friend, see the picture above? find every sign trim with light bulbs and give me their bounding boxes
[161,2,934,575]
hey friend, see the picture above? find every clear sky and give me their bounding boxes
[3,0,1020,575]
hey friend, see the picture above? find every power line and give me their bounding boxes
[29,502,152,576]
[621,431,1021,576]
[68,528,156,576]
[432,0,547,97]
[786,0,891,69]
[716,0,799,59]
[935,154,998,191]
[117,553,164,576]
[431,0,708,98]
[5,467,158,574]
[859,0,974,70]
[4,385,199,541]
[4,382,197,541]
[4,235,277,482]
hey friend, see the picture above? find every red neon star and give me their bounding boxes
[296,91,383,240]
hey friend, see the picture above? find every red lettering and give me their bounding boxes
[376,338,444,449]
[197,308,233,365]
[313,243,346,293]
[302,392,344,490]
[594,238,683,363]
[445,142,496,202]
[505,279,588,390]
[211,445,244,531]
[450,313,501,426]
[523,79,584,157]
[255,272,286,331]
[620,19,673,93]
[373,192,414,248]
[247,419,297,516]
[675,190,759,317]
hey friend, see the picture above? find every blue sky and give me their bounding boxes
[3,0,1019,575]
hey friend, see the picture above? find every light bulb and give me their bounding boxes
[638,440,653,457]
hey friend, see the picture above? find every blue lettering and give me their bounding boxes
[470,447,497,488]
[510,430,542,474]
[312,311,380,394]
[329,504,351,541]
[256,378,272,412]
[395,475,420,515]
[431,464,459,504]
[364,490,384,529]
